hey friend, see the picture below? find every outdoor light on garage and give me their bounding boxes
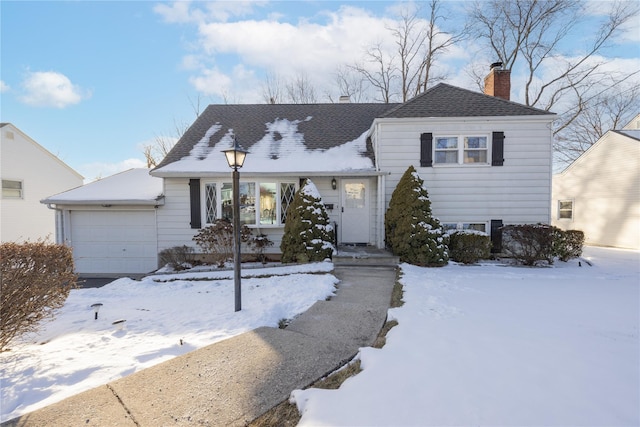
[222,136,249,312]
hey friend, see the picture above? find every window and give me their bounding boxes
[444,222,487,234]
[2,180,23,198]
[206,181,296,226]
[434,134,489,165]
[205,183,217,224]
[558,200,573,220]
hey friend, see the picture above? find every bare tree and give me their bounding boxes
[350,0,465,102]
[143,94,203,168]
[554,84,640,166]
[329,65,370,103]
[469,0,639,125]
[285,71,318,104]
[351,43,398,103]
[260,72,284,104]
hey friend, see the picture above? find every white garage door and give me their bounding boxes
[70,210,157,275]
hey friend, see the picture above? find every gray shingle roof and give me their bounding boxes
[381,83,553,118]
[154,103,398,170]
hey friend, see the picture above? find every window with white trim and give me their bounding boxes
[558,200,573,220]
[205,180,296,226]
[443,222,488,233]
[2,180,23,199]
[434,135,489,165]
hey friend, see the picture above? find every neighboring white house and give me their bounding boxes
[41,168,164,275]
[552,115,640,250]
[1,123,83,243]
[43,65,557,275]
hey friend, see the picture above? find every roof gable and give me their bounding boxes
[381,83,553,118]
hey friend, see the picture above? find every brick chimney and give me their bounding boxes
[484,62,511,101]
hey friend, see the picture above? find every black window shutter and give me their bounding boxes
[189,179,201,229]
[420,133,433,167]
[490,219,503,253]
[492,132,504,166]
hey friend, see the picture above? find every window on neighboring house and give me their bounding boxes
[433,135,490,165]
[206,181,296,226]
[558,200,573,220]
[2,180,23,198]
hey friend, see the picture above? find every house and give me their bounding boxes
[1,123,83,243]
[43,65,556,275]
[552,114,640,250]
[41,168,164,275]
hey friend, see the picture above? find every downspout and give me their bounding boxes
[45,203,64,245]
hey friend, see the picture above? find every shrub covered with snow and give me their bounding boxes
[448,230,492,264]
[280,179,335,263]
[385,166,448,266]
[0,241,77,352]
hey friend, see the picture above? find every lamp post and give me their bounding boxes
[222,137,249,312]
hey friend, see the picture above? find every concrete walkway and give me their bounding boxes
[3,265,397,427]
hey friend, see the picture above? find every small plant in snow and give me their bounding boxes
[158,245,196,270]
[280,179,335,263]
[248,233,274,264]
[193,219,252,267]
[385,165,448,266]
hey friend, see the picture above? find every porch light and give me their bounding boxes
[221,136,249,312]
[91,303,103,320]
[331,178,337,190]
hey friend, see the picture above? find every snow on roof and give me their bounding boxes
[154,118,374,175]
[42,168,163,205]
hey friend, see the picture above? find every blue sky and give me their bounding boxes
[2,1,638,181]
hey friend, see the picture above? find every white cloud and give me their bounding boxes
[19,71,90,108]
[154,0,266,24]
[0,80,9,93]
[78,158,148,183]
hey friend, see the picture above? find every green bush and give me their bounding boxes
[385,166,448,266]
[280,179,335,263]
[448,230,492,264]
[552,228,585,262]
[1,241,77,352]
[502,224,585,266]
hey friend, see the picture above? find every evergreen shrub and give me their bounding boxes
[552,228,585,262]
[448,230,492,264]
[385,166,448,266]
[502,224,585,265]
[280,179,335,263]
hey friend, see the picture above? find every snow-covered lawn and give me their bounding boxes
[293,247,640,426]
[1,248,638,425]
[0,262,336,422]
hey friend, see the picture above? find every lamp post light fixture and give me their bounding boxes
[222,136,249,312]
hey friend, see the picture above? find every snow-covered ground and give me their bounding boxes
[0,262,336,422]
[293,247,640,426]
[2,247,638,425]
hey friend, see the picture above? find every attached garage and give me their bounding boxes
[70,210,157,274]
[41,169,164,276]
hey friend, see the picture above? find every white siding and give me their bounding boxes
[157,176,363,254]
[552,131,640,250]
[375,117,553,226]
[1,124,83,243]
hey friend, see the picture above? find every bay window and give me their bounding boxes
[205,180,296,226]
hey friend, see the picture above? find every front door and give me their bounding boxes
[341,179,370,244]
